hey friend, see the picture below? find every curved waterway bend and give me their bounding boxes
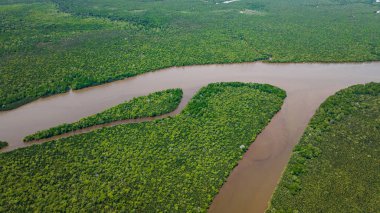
[0,62,380,212]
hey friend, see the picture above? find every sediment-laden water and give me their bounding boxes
[1,62,379,212]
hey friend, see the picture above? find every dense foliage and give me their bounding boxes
[24,89,183,142]
[267,82,380,213]
[1,0,379,110]
[0,82,285,211]
[0,141,7,149]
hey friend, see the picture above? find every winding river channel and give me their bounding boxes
[1,62,380,212]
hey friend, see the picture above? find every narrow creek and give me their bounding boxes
[1,62,379,212]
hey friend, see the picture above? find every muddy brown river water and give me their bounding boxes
[0,62,380,212]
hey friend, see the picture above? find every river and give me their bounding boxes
[0,62,379,212]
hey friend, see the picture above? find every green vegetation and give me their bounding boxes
[1,0,380,110]
[267,82,380,213]
[24,89,183,142]
[0,82,285,211]
[0,141,8,149]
